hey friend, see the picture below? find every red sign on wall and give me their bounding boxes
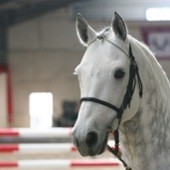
[141,27,170,59]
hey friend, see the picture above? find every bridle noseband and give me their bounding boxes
[79,37,143,170]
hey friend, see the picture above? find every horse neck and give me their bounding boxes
[120,37,170,169]
[132,37,170,115]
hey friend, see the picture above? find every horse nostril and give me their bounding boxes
[85,132,98,148]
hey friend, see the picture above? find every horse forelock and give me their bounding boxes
[96,27,112,40]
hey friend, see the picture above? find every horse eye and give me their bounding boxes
[114,69,125,79]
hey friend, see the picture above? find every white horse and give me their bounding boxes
[72,12,170,170]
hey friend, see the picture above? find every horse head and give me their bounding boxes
[72,12,141,156]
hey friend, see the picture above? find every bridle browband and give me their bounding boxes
[79,37,143,170]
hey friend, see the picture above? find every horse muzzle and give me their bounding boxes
[72,128,108,156]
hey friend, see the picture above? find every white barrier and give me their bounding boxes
[0,128,119,169]
[0,141,115,154]
[0,128,72,138]
[0,143,76,153]
[0,159,121,169]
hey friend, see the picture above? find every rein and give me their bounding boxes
[80,38,143,170]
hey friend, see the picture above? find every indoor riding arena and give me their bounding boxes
[0,1,170,170]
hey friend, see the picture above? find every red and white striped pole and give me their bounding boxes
[0,128,72,138]
[0,159,122,169]
[0,143,76,153]
[0,141,115,154]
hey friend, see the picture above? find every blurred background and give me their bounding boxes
[0,0,170,128]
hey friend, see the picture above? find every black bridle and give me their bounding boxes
[79,39,143,170]
[80,42,143,122]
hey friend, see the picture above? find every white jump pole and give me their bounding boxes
[0,143,76,153]
[0,128,72,138]
[0,159,121,169]
[0,141,115,154]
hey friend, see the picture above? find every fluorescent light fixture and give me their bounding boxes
[146,8,170,21]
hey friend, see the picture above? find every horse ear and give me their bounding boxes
[76,13,96,46]
[112,12,128,41]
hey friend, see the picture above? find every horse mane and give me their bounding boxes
[128,35,170,104]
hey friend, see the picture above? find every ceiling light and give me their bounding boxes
[146,8,170,21]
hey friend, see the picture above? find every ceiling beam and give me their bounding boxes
[3,0,82,26]
[0,0,14,5]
